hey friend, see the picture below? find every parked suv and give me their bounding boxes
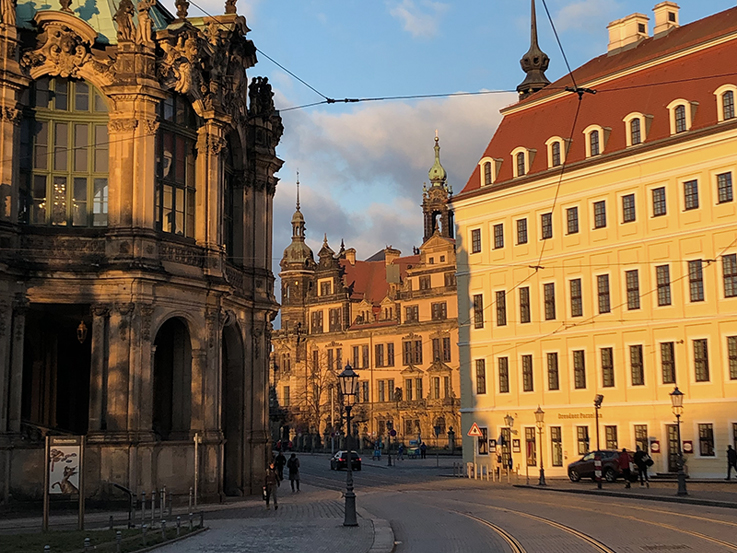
[567,450,638,482]
[330,451,362,471]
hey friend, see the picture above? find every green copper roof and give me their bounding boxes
[428,134,447,186]
[16,0,172,45]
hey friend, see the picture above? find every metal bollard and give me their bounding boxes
[141,491,146,528]
[188,512,193,531]
[162,487,166,519]
[176,516,181,537]
[142,524,148,546]
[161,520,166,540]
[84,538,91,552]
[188,487,193,513]
[109,515,114,530]
[44,546,50,553]
[168,493,173,517]
[116,530,122,553]
[199,511,204,528]
[150,490,155,527]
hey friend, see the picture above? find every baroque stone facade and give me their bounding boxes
[0,0,283,501]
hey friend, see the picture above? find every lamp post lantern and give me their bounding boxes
[534,406,546,486]
[670,386,687,496]
[593,394,604,489]
[338,363,359,526]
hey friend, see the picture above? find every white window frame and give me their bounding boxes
[622,112,652,147]
[666,98,698,134]
[583,124,610,158]
[511,147,536,178]
[544,136,569,168]
[714,84,737,122]
[478,156,503,186]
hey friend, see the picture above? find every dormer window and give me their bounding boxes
[630,119,641,145]
[483,162,492,185]
[545,137,568,168]
[583,125,609,158]
[667,99,697,134]
[714,85,737,122]
[551,142,561,166]
[590,131,600,155]
[623,112,652,147]
[511,147,535,178]
[478,157,502,186]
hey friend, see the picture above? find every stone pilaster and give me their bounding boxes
[7,295,28,433]
[105,303,133,434]
[195,121,228,251]
[0,300,11,433]
[88,304,110,433]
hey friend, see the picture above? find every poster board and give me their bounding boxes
[44,436,85,531]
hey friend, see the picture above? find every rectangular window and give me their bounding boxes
[684,179,699,210]
[405,378,413,401]
[566,207,579,234]
[473,294,484,329]
[320,280,332,296]
[432,338,441,362]
[729,336,737,380]
[496,291,507,326]
[443,376,450,398]
[442,336,451,362]
[626,269,640,310]
[388,379,395,401]
[283,386,290,407]
[544,283,556,320]
[622,193,636,223]
[444,272,456,288]
[570,278,583,317]
[547,352,559,391]
[471,228,481,253]
[402,341,412,365]
[419,276,431,290]
[375,344,385,368]
[689,260,704,302]
[361,381,370,403]
[431,377,440,399]
[698,423,715,456]
[387,343,395,366]
[415,377,423,400]
[551,427,563,466]
[601,347,614,388]
[519,287,531,324]
[597,274,611,314]
[605,426,618,450]
[517,218,528,244]
[522,354,533,392]
[594,200,607,228]
[694,339,710,382]
[327,349,334,371]
[498,357,509,393]
[718,172,734,203]
[478,427,489,455]
[431,302,447,320]
[723,254,737,298]
[405,305,419,323]
[413,340,422,365]
[362,345,369,369]
[656,265,672,306]
[652,186,667,216]
[573,350,586,389]
[630,344,644,386]
[634,425,648,454]
[378,380,386,403]
[661,342,676,384]
[541,212,553,240]
[577,426,590,455]
[590,130,600,156]
[525,427,537,466]
[475,359,486,394]
[493,223,504,249]
[352,346,359,367]
[311,310,324,334]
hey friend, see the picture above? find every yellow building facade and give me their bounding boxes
[272,139,460,450]
[452,3,737,478]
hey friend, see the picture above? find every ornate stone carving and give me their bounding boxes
[0,0,16,26]
[175,0,189,21]
[248,77,275,117]
[136,0,155,47]
[12,295,28,342]
[117,303,134,341]
[109,118,138,132]
[205,308,219,348]
[59,0,72,13]
[224,0,236,14]
[159,34,200,95]
[143,119,160,135]
[91,304,110,318]
[209,135,227,155]
[114,0,135,42]
[140,304,154,340]
[1,107,22,124]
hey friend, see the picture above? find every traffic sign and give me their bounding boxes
[467,422,484,437]
[389,429,397,437]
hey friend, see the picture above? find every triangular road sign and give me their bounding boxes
[467,422,484,437]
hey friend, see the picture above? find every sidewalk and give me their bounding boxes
[514,478,737,508]
[1,485,395,553]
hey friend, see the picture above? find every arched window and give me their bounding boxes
[589,130,600,156]
[551,142,561,166]
[516,152,526,177]
[19,77,109,226]
[483,162,492,185]
[674,105,687,133]
[723,90,735,120]
[630,118,641,145]
[155,95,199,237]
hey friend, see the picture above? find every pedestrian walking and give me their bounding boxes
[264,462,281,510]
[287,453,301,492]
[420,442,427,459]
[373,440,381,461]
[633,445,651,488]
[727,445,737,480]
[619,448,632,489]
[274,450,287,480]
[397,444,404,461]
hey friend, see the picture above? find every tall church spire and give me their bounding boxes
[428,130,447,188]
[517,0,551,100]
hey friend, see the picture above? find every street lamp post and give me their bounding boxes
[338,363,359,526]
[535,406,546,486]
[594,394,604,490]
[670,386,688,496]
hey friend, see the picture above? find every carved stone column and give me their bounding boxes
[195,121,227,251]
[190,347,207,435]
[88,304,110,433]
[134,304,155,438]
[105,303,133,434]
[7,295,28,433]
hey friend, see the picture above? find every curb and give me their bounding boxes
[132,526,208,553]
[513,484,737,509]
[357,506,395,553]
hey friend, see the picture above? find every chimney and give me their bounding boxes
[344,248,356,265]
[653,2,679,37]
[607,13,650,54]
[384,246,401,266]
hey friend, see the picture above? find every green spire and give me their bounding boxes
[428,131,447,187]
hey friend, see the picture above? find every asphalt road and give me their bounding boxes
[302,453,737,553]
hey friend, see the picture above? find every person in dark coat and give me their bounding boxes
[287,453,301,492]
[274,450,287,480]
[420,442,427,459]
[619,448,632,489]
[264,462,281,509]
[727,445,737,480]
[633,445,650,488]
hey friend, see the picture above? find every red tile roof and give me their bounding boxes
[459,6,737,197]
[340,255,419,304]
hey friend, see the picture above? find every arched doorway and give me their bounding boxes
[152,318,192,440]
[222,323,245,496]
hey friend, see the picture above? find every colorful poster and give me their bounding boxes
[48,438,81,495]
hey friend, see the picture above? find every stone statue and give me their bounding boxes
[137,0,154,46]
[224,0,236,14]
[175,0,188,21]
[59,0,72,13]
[249,76,274,116]
[114,0,135,42]
[0,0,16,26]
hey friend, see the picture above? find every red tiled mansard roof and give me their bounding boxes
[340,255,420,304]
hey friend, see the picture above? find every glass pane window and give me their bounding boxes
[517,218,528,244]
[724,91,735,120]
[496,291,506,326]
[516,152,526,176]
[652,187,666,216]
[729,336,737,380]
[526,428,536,466]
[544,283,556,320]
[471,229,481,253]
[493,223,504,249]
[698,424,714,456]
[551,141,561,166]
[656,265,672,306]
[520,287,531,324]
[630,118,641,145]
[688,260,704,302]
[20,77,108,227]
[594,200,607,228]
[475,359,486,394]
[622,193,636,223]
[577,426,590,455]
[661,342,675,384]
[547,352,559,391]
[498,357,509,393]
[718,172,734,204]
[573,350,586,389]
[522,355,533,392]
[589,130,600,156]
[597,274,611,314]
[566,206,579,234]
[626,270,640,310]
[684,179,699,210]
[630,344,644,386]
[484,162,492,185]
[605,426,618,450]
[541,213,552,239]
[473,294,484,329]
[601,347,614,388]
[551,427,563,466]
[694,339,709,382]
[675,105,687,133]
[570,278,583,317]
[634,425,648,453]
[724,254,737,298]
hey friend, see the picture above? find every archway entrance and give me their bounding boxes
[222,324,245,496]
[153,318,192,440]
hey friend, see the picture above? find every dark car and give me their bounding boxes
[567,450,638,482]
[330,450,362,471]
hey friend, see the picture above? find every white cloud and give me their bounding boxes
[553,0,622,33]
[387,0,450,38]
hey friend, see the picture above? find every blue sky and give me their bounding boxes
[169,0,734,283]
